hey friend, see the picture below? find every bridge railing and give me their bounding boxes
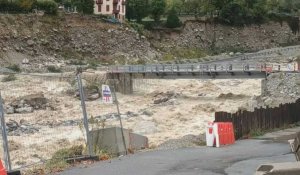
[108,63,268,73]
[108,61,300,74]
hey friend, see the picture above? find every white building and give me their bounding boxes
[94,0,126,22]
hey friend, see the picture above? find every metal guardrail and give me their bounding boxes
[108,62,299,74]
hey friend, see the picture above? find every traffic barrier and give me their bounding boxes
[206,122,215,147]
[206,122,235,147]
[0,160,7,175]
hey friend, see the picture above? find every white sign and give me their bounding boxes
[102,85,113,104]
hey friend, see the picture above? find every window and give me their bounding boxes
[106,5,110,12]
[122,5,124,13]
[98,5,101,12]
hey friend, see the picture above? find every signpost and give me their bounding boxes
[102,85,113,104]
[102,84,127,155]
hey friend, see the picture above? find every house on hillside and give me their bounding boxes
[94,0,126,22]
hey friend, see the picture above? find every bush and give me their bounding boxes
[0,0,25,13]
[6,64,21,72]
[2,74,17,82]
[35,0,58,15]
[47,66,62,73]
[166,8,181,28]
[45,145,83,172]
[129,22,144,34]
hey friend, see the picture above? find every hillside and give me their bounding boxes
[0,13,299,72]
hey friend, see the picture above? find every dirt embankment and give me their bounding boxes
[149,21,300,57]
[0,14,300,71]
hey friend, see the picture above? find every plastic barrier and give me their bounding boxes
[209,122,235,148]
[0,160,7,175]
[206,122,215,147]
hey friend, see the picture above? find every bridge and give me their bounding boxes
[107,62,300,94]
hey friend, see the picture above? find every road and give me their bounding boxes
[60,139,295,175]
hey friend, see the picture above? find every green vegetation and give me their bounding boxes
[0,0,58,15]
[45,145,83,172]
[249,129,265,137]
[126,0,299,32]
[47,65,62,73]
[150,0,166,23]
[126,0,150,23]
[6,64,21,72]
[0,0,95,15]
[2,74,17,82]
[166,7,181,28]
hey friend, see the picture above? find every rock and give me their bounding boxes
[6,120,19,132]
[5,105,14,114]
[6,119,39,136]
[10,93,48,112]
[87,93,100,101]
[27,40,35,46]
[154,97,169,104]
[15,106,34,113]
[142,110,153,116]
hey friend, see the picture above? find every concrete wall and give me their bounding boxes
[89,127,148,156]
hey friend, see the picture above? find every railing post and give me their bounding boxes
[76,74,93,156]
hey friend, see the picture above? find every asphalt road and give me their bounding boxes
[60,139,295,175]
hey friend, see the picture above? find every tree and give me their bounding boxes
[150,0,166,22]
[126,0,149,23]
[166,7,181,28]
[81,0,94,14]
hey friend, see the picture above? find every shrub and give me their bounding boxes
[0,0,25,13]
[6,64,21,72]
[166,8,181,28]
[35,0,58,15]
[129,22,144,35]
[2,74,17,82]
[47,66,62,73]
[45,145,83,172]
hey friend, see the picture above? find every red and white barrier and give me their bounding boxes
[206,122,215,147]
[206,122,235,148]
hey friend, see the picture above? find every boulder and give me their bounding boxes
[15,106,33,113]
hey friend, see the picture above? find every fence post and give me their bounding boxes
[111,82,127,155]
[76,74,93,156]
[0,93,12,171]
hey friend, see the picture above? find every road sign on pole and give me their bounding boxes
[102,85,113,104]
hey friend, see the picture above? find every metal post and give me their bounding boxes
[76,74,93,156]
[0,93,12,171]
[112,81,127,155]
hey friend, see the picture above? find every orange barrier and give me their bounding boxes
[0,160,7,175]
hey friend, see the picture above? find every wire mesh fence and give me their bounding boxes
[0,72,91,171]
[0,70,132,173]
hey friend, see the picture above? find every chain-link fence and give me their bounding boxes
[0,71,121,173]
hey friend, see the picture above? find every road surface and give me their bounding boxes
[60,139,295,175]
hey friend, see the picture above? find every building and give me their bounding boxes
[94,0,126,22]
